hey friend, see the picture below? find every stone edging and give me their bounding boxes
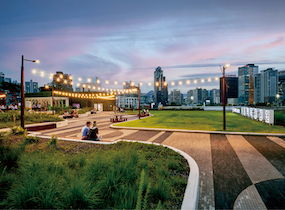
[110,125,285,137]
[29,134,200,210]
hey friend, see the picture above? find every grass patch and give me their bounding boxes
[115,110,285,133]
[0,133,189,209]
[0,111,62,129]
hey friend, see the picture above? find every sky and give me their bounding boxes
[1,0,285,93]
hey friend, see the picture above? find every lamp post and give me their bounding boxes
[138,84,141,120]
[21,55,40,129]
[222,64,230,131]
[276,94,280,107]
[45,85,54,115]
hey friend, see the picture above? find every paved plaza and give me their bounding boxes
[37,112,285,209]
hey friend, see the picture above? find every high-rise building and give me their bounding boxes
[278,70,285,105]
[52,71,73,92]
[238,64,258,105]
[4,78,11,83]
[170,89,181,105]
[154,67,168,105]
[220,76,238,104]
[0,72,4,85]
[188,87,206,104]
[25,80,39,93]
[254,68,278,104]
[210,89,220,104]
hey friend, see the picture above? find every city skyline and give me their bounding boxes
[1,0,285,93]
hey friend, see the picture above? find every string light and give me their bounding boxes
[171,82,175,86]
[106,80,109,84]
[32,69,37,74]
[194,80,197,84]
[215,77,219,81]
[201,79,205,83]
[56,78,60,82]
[69,76,73,80]
[93,86,96,90]
[40,71,44,77]
[164,82,167,86]
[123,82,126,85]
[148,82,151,86]
[139,82,143,86]
[208,78,211,82]
[186,80,190,84]
[155,82,159,87]
[87,78,91,83]
[179,81,182,85]
[64,80,67,84]
[114,81,118,85]
[78,77,82,81]
[59,74,63,79]
[97,79,100,84]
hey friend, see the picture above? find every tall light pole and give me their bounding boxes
[21,55,40,129]
[138,84,141,120]
[45,85,54,115]
[222,64,230,131]
[276,94,280,107]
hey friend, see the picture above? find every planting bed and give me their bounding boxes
[0,131,189,209]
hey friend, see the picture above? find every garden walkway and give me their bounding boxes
[36,112,285,209]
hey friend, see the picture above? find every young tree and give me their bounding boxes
[0,81,21,104]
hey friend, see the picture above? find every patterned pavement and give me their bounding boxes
[38,112,285,210]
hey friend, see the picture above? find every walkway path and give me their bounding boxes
[36,112,285,209]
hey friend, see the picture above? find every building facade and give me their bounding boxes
[25,80,39,93]
[52,71,73,92]
[210,89,220,104]
[278,70,285,105]
[254,68,278,104]
[154,67,168,105]
[238,64,258,105]
[116,95,139,109]
[220,76,238,104]
[170,89,182,105]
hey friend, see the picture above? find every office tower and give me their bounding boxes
[4,78,11,83]
[238,64,258,105]
[254,68,278,104]
[0,72,4,85]
[25,80,39,93]
[220,76,238,104]
[170,89,181,105]
[278,70,285,104]
[210,89,220,104]
[154,67,168,105]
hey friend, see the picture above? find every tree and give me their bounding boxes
[0,81,20,104]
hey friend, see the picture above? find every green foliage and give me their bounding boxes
[11,126,26,135]
[275,111,285,126]
[116,110,285,133]
[0,141,188,209]
[0,111,62,128]
[24,135,39,144]
[47,135,58,147]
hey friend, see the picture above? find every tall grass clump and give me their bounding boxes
[47,135,58,148]
[0,140,189,209]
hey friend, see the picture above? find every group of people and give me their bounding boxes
[0,104,18,112]
[32,103,44,111]
[63,109,79,119]
[81,121,100,141]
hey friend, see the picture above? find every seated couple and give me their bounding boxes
[81,121,100,141]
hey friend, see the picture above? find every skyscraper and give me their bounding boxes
[220,76,238,104]
[170,89,181,105]
[154,67,168,105]
[254,68,278,104]
[238,64,258,105]
[25,80,39,93]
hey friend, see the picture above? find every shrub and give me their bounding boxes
[47,135,58,148]
[11,126,26,135]
[275,111,285,126]
[24,135,39,144]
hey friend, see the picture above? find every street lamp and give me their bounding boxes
[45,85,55,115]
[276,94,280,107]
[222,64,230,131]
[21,55,40,129]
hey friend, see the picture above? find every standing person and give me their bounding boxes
[81,121,91,140]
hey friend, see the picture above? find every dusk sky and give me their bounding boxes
[1,0,285,93]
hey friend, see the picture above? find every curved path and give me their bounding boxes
[35,112,285,209]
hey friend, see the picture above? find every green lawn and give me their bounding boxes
[115,110,285,133]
